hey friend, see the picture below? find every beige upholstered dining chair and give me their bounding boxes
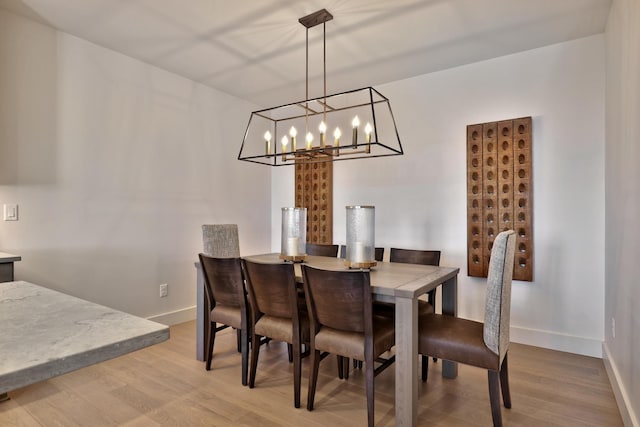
[202,224,243,350]
[241,259,309,408]
[198,254,249,386]
[418,229,516,427]
[301,265,395,427]
[202,224,240,257]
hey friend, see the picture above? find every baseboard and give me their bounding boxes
[148,305,196,326]
[603,342,639,427]
[510,325,603,358]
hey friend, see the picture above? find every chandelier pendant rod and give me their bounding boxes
[305,26,309,140]
[323,21,327,130]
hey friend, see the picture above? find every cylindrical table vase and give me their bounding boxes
[280,207,307,262]
[345,205,376,268]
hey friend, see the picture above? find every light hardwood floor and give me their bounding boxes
[0,321,622,426]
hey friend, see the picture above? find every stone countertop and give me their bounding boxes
[0,253,21,263]
[0,281,169,395]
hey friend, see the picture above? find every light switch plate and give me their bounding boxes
[3,204,18,221]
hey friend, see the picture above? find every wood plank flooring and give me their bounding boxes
[0,321,623,426]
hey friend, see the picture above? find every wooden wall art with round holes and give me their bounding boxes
[467,117,533,281]
[295,157,333,245]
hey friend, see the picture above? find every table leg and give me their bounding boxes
[195,263,208,362]
[395,296,418,426]
[441,274,458,378]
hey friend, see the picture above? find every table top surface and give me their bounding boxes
[0,252,21,263]
[242,253,459,299]
[0,281,169,394]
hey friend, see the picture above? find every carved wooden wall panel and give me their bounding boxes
[295,159,333,244]
[467,116,533,281]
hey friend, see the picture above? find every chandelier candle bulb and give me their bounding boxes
[264,130,272,155]
[281,136,289,158]
[319,121,327,147]
[352,116,360,147]
[333,127,341,146]
[365,122,372,153]
[365,123,372,143]
[306,132,313,150]
[289,126,297,152]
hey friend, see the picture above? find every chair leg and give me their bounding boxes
[307,349,321,411]
[293,341,301,408]
[366,358,375,427]
[421,354,429,382]
[343,356,350,380]
[249,333,261,388]
[205,322,215,371]
[429,289,438,364]
[488,370,503,427]
[337,355,344,379]
[287,343,293,363]
[236,328,242,353]
[500,354,512,409]
[240,327,249,386]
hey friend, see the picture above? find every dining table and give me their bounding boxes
[196,254,459,426]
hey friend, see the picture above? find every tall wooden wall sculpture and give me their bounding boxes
[467,117,533,281]
[295,160,333,244]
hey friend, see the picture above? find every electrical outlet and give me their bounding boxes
[3,204,18,221]
[159,283,168,298]
[611,317,616,338]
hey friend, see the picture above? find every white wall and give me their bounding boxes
[273,35,606,357]
[0,9,272,321]
[604,0,640,424]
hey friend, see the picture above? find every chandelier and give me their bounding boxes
[238,9,403,166]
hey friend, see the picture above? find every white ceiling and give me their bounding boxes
[1,0,612,106]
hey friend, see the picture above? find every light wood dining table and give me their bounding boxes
[240,254,460,426]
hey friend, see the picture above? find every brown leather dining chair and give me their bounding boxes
[388,248,442,379]
[301,265,395,427]
[241,259,309,408]
[306,243,339,257]
[198,254,249,386]
[418,230,516,427]
[389,248,441,308]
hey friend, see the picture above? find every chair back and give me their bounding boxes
[302,265,371,334]
[483,230,516,362]
[241,260,299,320]
[202,224,240,257]
[340,246,384,262]
[306,243,339,257]
[198,254,246,310]
[389,248,441,266]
